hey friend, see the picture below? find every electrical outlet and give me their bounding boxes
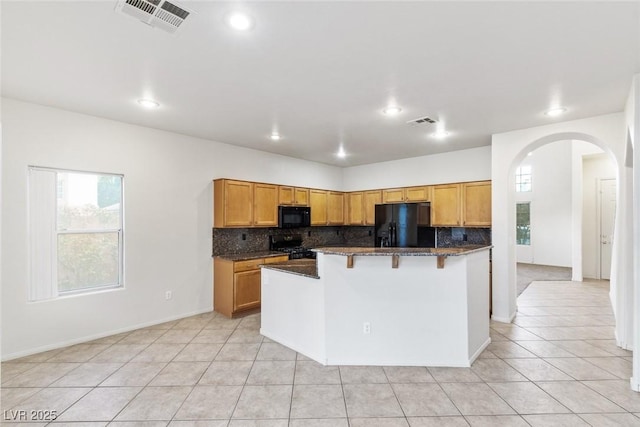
[363,322,371,334]
[165,291,172,300]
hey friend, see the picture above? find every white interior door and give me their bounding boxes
[599,178,616,280]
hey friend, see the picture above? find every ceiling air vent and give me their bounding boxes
[407,116,437,125]
[115,0,191,34]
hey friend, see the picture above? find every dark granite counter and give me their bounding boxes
[215,251,289,262]
[313,245,491,257]
[260,259,319,279]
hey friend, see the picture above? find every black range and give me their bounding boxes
[269,234,316,259]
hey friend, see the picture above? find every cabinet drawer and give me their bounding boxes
[234,258,264,272]
[264,255,290,264]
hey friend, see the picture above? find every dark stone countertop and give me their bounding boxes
[215,251,290,262]
[313,245,492,256]
[260,259,319,279]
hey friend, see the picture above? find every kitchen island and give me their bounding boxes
[260,245,491,367]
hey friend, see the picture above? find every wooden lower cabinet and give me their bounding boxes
[233,270,261,312]
[214,255,289,318]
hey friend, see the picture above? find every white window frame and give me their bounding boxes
[28,166,124,301]
[515,165,532,192]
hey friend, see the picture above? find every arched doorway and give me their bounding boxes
[491,118,634,387]
[513,141,616,294]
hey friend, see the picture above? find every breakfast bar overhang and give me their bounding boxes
[260,246,492,367]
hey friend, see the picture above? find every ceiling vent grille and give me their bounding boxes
[116,0,191,34]
[407,116,437,125]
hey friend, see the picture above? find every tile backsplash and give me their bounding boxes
[437,227,492,247]
[212,226,491,256]
[212,226,374,256]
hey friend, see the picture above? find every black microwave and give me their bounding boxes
[278,206,311,228]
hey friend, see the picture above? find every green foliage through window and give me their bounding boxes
[56,171,123,293]
[516,202,531,245]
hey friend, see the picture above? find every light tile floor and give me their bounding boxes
[2,280,639,426]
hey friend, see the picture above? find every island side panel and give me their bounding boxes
[465,249,492,361]
[320,253,472,366]
[260,268,326,363]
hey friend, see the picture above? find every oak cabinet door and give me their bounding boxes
[310,190,328,225]
[278,186,295,205]
[294,188,310,206]
[327,192,345,225]
[253,183,278,227]
[363,190,382,225]
[382,188,404,203]
[347,192,364,225]
[432,184,461,226]
[463,181,491,226]
[405,186,431,202]
[234,270,261,312]
[219,180,253,227]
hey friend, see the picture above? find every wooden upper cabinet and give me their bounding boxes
[431,184,462,227]
[214,179,277,228]
[463,181,491,227]
[327,192,345,225]
[310,189,328,225]
[294,188,309,206]
[278,186,295,205]
[363,190,382,225]
[278,186,309,206]
[382,186,431,203]
[382,188,405,203]
[347,192,364,225]
[215,178,490,229]
[405,186,431,202]
[253,183,278,227]
[214,179,253,227]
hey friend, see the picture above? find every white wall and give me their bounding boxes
[491,113,628,326]
[342,146,491,191]
[515,143,573,267]
[627,74,640,391]
[1,98,343,359]
[582,154,616,279]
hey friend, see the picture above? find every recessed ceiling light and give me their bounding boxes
[382,106,402,116]
[270,133,281,141]
[431,130,450,139]
[226,12,254,31]
[336,146,346,158]
[545,107,567,117]
[137,98,160,109]
[527,152,533,156]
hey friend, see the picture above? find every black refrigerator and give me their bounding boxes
[374,203,436,248]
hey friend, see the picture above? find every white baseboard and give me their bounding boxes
[468,337,492,365]
[491,310,517,323]
[2,307,213,361]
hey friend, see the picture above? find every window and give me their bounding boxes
[515,165,532,192]
[516,202,531,245]
[29,167,123,300]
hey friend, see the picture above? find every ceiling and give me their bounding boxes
[2,1,639,167]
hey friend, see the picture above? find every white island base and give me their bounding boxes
[260,247,491,367]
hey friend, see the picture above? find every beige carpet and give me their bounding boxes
[517,262,572,295]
